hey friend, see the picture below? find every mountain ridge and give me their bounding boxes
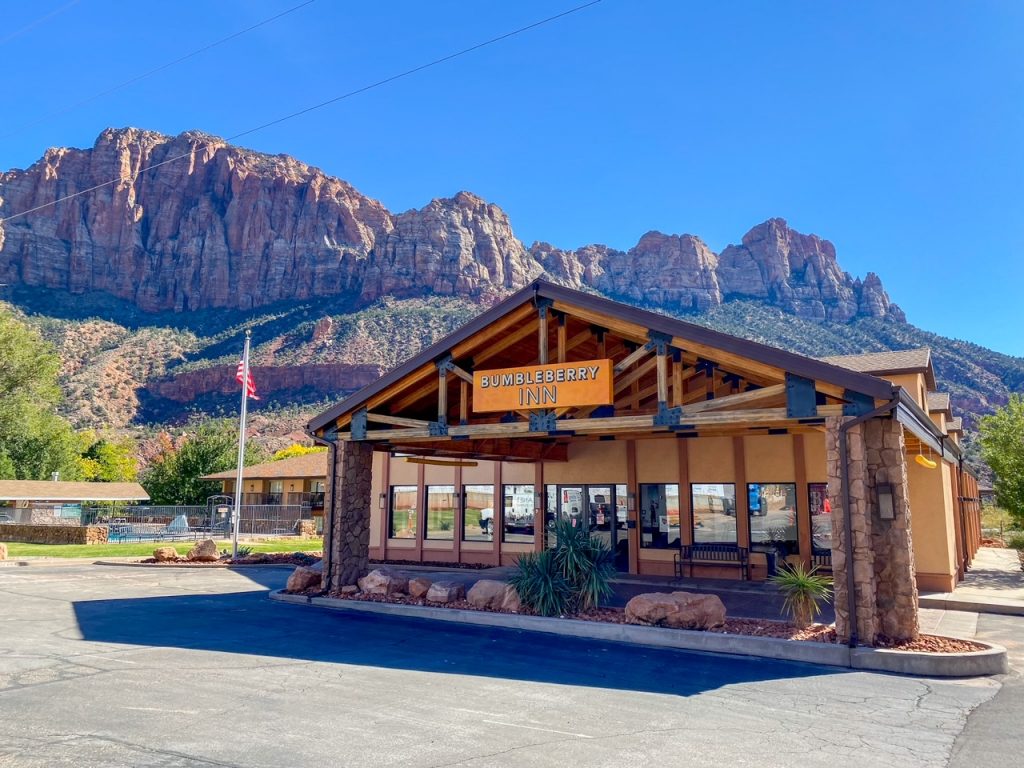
[1,128,900,323]
[0,127,1018,467]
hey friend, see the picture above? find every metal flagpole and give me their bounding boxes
[231,329,252,560]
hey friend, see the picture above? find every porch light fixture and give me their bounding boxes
[876,482,895,520]
[378,493,386,509]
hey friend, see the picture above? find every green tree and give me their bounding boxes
[79,437,139,482]
[979,394,1024,527]
[271,444,326,461]
[0,309,82,480]
[142,421,265,505]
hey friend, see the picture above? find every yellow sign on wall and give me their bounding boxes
[473,359,614,413]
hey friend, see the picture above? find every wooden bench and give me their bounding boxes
[675,544,750,581]
[811,551,833,571]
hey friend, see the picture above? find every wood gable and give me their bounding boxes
[309,282,895,460]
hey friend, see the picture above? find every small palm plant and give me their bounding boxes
[508,549,574,616]
[770,562,834,628]
[550,517,615,612]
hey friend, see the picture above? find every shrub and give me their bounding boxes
[770,562,834,628]
[508,550,574,617]
[1007,534,1024,551]
[511,518,615,616]
[550,517,615,611]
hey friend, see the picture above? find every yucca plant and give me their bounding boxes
[770,562,834,628]
[508,549,574,617]
[550,517,615,611]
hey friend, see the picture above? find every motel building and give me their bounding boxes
[307,281,981,644]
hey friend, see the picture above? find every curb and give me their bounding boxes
[268,590,1008,677]
[94,560,298,569]
[919,594,1024,618]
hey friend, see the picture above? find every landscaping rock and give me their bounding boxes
[357,568,408,596]
[186,539,220,562]
[466,579,521,612]
[286,565,322,592]
[408,577,432,599]
[425,581,465,604]
[152,546,178,562]
[340,585,359,596]
[0,542,6,561]
[624,591,726,630]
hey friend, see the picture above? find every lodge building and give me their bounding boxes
[307,281,981,644]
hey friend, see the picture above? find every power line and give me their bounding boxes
[0,1,80,47]
[0,0,602,225]
[2,0,317,140]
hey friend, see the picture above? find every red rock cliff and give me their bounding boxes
[0,128,902,321]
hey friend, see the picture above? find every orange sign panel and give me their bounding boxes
[473,359,614,413]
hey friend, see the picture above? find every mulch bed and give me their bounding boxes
[142,552,321,567]
[368,558,490,570]
[289,590,985,653]
[980,537,1006,548]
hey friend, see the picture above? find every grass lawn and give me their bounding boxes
[2,538,324,559]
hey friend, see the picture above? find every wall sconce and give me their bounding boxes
[378,493,386,509]
[877,482,895,520]
[627,491,636,512]
[534,491,543,512]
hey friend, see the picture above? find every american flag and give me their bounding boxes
[236,360,259,400]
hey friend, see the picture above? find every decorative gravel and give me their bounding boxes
[302,591,986,653]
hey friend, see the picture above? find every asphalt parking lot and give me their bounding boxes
[0,563,1014,767]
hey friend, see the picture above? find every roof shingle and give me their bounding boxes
[202,452,328,481]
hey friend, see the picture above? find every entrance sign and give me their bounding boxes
[473,359,614,412]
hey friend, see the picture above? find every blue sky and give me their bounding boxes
[3,1,1022,354]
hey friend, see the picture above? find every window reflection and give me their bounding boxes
[809,483,832,554]
[503,484,535,544]
[640,483,680,549]
[748,483,798,557]
[691,483,737,544]
[389,485,418,539]
[425,485,455,540]
[462,485,494,542]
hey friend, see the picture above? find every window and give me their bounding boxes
[503,484,536,544]
[640,484,680,548]
[389,485,418,539]
[544,485,558,548]
[267,480,283,504]
[425,485,456,540]
[748,483,798,557]
[809,483,832,554]
[691,483,737,544]
[462,484,494,542]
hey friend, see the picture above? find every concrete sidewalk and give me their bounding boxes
[920,547,1024,616]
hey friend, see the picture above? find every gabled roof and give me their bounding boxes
[926,392,952,414]
[946,416,963,433]
[820,348,936,389]
[202,452,327,481]
[309,280,897,433]
[0,480,149,502]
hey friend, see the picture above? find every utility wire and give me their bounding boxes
[0,0,602,225]
[1,0,318,140]
[0,0,80,47]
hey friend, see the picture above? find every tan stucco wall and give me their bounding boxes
[907,453,957,590]
[803,432,827,482]
[636,439,678,483]
[543,441,627,484]
[688,437,734,482]
[888,373,927,410]
[743,435,794,481]
[501,462,535,485]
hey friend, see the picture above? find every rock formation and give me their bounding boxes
[0,128,902,322]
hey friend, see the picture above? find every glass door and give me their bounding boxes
[548,484,630,572]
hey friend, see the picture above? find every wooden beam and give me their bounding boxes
[656,350,668,404]
[437,367,448,423]
[447,362,474,385]
[614,356,658,394]
[474,318,539,366]
[614,343,653,373]
[557,314,567,363]
[459,380,468,425]
[684,383,787,415]
[346,406,843,442]
[366,413,431,428]
[538,305,550,365]
[672,358,684,408]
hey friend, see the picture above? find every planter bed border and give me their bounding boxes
[269,590,1008,678]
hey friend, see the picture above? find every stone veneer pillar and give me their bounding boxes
[322,441,373,592]
[826,415,919,645]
